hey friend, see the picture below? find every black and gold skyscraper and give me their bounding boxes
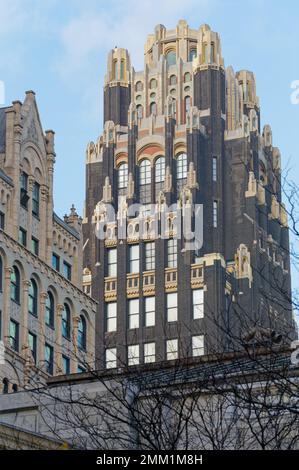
[83,21,296,369]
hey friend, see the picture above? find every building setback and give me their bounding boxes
[83,21,296,369]
[0,92,96,392]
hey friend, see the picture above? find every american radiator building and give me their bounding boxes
[0,92,96,392]
[83,21,296,369]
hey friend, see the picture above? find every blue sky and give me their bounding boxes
[1,0,299,305]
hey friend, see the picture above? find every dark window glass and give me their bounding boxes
[45,343,54,375]
[32,237,39,255]
[0,211,5,230]
[62,355,70,375]
[9,320,19,351]
[32,182,40,217]
[78,316,86,351]
[19,227,27,247]
[10,266,20,303]
[28,331,37,363]
[45,291,55,328]
[52,253,60,271]
[63,261,72,281]
[62,304,71,340]
[28,279,38,317]
[20,172,29,209]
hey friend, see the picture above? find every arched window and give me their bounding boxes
[45,291,55,328]
[136,104,143,119]
[118,163,128,189]
[78,315,87,351]
[10,266,20,303]
[169,75,177,86]
[185,96,191,114]
[150,102,157,115]
[140,160,151,186]
[135,81,143,92]
[184,72,191,83]
[28,279,38,317]
[177,153,188,180]
[0,255,3,292]
[149,78,157,90]
[166,50,176,66]
[155,157,165,183]
[189,49,197,62]
[62,303,71,340]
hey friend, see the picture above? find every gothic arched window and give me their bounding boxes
[10,266,20,303]
[150,102,157,115]
[155,157,165,183]
[176,153,188,180]
[28,279,38,317]
[118,163,128,189]
[78,315,87,351]
[140,160,151,185]
[62,303,71,340]
[45,291,55,328]
[166,50,176,66]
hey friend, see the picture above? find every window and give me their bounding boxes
[211,43,215,63]
[45,343,54,375]
[213,157,217,182]
[107,248,117,277]
[145,296,155,327]
[78,315,86,350]
[112,60,117,80]
[189,49,197,62]
[184,72,191,82]
[128,344,139,366]
[193,289,204,319]
[28,279,38,317]
[0,211,5,230]
[45,291,55,328]
[166,50,176,66]
[19,227,27,247]
[106,348,117,369]
[184,95,191,116]
[150,102,157,115]
[135,81,143,92]
[62,355,70,375]
[0,256,3,292]
[20,172,29,209]
[144,342,155,364]
[129,244,139,273]
[149,78,157,89]
[167,292,178,322]
[63,261,72,281]
[106,302,117,332]
[192,335,204,357]
[136,104,143,119]
[140,159,151,186]
[176,153,187,180]
[62,304,71,340]
[10,266,20,303]
[155,157,165,183]
[167,239,177,268]
[169,75,177,85]
[32,237,39,255]
[213,201,218,228]
[77,365,86,374]
[166,339,178,360]
[120,59,125,80]
[32,182,40,217]
[52,253,60,272]
[128,298,139,329]
[9,320,19,352]
[118,163,128,190]
[145,242,155,271]
[28,332,37,363]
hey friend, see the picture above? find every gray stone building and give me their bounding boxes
[82,20,296,369]
[0,91,96,392]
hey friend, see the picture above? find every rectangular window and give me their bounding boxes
[107,248,117,277]
[28,331,37,364]
[32,237,39,256]
[9,320,19,352]
[145,242,155,271]
[193,289,204,319]
[63,261,72,281]
[167,292,178,322]
[19,227,27,247]
[166,339,178,360]
[212,157,217,182]
[45,343,54,375]
[52,253,60,272]
[77,365,86,374]
[167,239,177,268]
[128,344,139,366]
[213,201,218,228]
[32,182,40,217]
[106,302,117,332]
[144,342,155,364]
[128,298,139,329]
[192,335,204,357]
[62,355,70,374]
[145,296,155,327]
[129,245,139,273]
[0,211,5,230]
[20,172,29,209]
[105,348,117,369]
